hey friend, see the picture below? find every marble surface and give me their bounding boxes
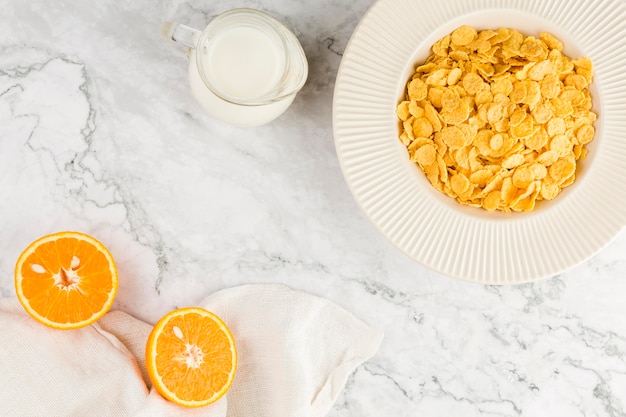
[2,0,626,416]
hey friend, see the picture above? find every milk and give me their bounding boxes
[189,49,295,127]
[203,26,286,100]
[166,9,308,127]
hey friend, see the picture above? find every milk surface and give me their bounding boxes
[202,25,285,100]
[188,51,295,127]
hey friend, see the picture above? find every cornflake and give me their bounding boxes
[397,25,596,212]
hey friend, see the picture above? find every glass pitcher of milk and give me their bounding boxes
[163,9,308,127]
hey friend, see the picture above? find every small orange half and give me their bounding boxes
[14,231,118,330]
[145,307,237,408]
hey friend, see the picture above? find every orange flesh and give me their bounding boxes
[146,308,237,407]
[156,313,233,401]
[15,232,117,328]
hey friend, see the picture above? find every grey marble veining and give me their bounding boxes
[1,0,626,416]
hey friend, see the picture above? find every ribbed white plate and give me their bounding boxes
[333,0,626,284]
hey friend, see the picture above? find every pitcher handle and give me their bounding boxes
[161,22,201,51]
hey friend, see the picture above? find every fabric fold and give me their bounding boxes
[0,284,382,417]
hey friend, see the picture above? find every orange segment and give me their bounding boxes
[146,307,237,408]
[14,231,118,330]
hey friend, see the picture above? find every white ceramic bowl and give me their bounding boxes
[333,0,626,284]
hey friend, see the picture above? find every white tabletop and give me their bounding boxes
[1,0,626,415]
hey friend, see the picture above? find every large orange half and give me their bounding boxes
[14,231,118,330]
[145,307,237,408]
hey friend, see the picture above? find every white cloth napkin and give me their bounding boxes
[0,284,383,417]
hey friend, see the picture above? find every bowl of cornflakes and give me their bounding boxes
[332,0,626,284]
